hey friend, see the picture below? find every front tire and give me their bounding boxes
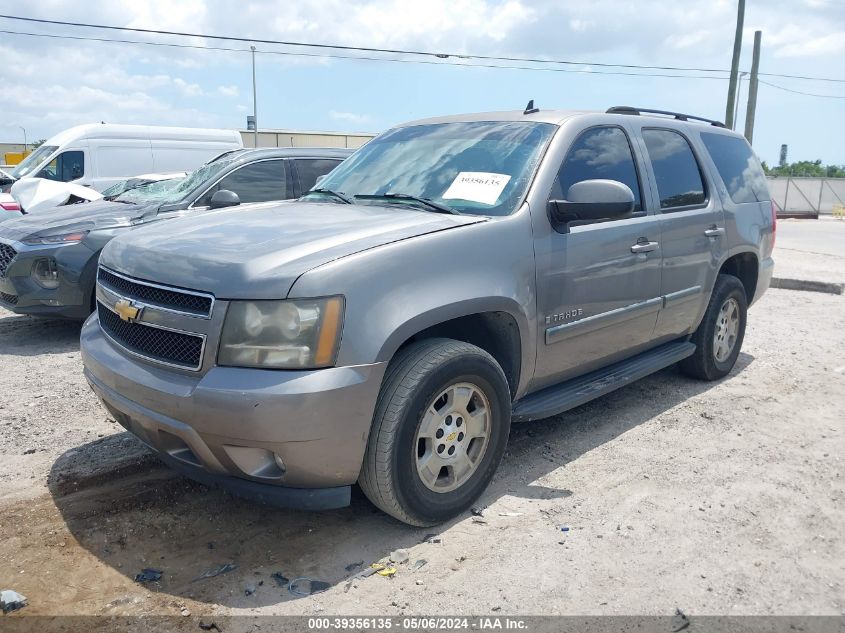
[680,274,748,381]
[359,338,511,526]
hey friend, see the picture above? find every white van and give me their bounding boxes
[4,124,243,192]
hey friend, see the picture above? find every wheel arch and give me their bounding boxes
[376,299,528,399]
[717,249,759,303]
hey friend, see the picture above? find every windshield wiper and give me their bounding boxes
[354,193,459,215]
[305,188,354,204]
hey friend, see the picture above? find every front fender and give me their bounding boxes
[289,213,538,397]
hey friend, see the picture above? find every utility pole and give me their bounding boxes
[725,0,745,129]
[251,45,258,148]
[744,30,762,144]
[733,71,747,131]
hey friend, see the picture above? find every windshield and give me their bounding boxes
[114,176,187,203]
[117,157,237,205]
[101,179,132,198]
[10,145,58,178]
[310,121,555,216]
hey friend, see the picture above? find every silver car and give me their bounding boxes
[80,106,776,525]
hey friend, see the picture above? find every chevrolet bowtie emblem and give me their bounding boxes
[446,431,458,442]
[114,299,141,322]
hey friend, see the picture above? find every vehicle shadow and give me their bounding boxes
[0,312,82,356]
[47,354,754,608]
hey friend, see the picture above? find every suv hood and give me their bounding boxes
[0,199,159,242]
[101,200,486,299]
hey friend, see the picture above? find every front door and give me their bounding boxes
[532,124,664,391]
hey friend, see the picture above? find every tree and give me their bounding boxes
[31,138,47,149]
[761,159,845,178]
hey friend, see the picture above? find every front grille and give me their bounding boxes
[0,291,17,305]
[98,302,204,369]
[0,243,16,278]
[98,268,213,317]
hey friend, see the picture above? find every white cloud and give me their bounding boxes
[217,85,240,97]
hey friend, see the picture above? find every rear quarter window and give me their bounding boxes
[701,132,770,204]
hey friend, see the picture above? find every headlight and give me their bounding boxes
[218,297,344,369]
[22,231,89,245]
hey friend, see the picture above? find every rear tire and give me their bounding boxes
[359,338,511,526]
[680,274,747,381]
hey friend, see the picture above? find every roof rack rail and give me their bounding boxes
[606,106,726,128]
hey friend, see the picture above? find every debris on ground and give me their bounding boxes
[192,563,237,582]
[499,512,524,517]
[133,568,163,583]
[471,516,488,525]
[389,548,410,564]
[559,526,571,532]
[343,566,378,593]
[180,606,191,617]
[672,608,690,632]
[288,577,331,596]
[470,506,485,517]
[370,563,397,577]
[271,572,289,587]
[421,533,442,544]
[344,561,364,572]
[411,559,428,571]
[199,621,221,632]
[1,590,28,614]
[244,584,256,596]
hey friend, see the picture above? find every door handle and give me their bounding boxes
[704,227,725,238]
[631,240,659,253]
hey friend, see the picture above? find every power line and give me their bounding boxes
[0,29,733,80]
[759,79,845,99]
[2,12,844,84]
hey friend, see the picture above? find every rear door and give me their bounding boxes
[632,126,725,339]
[532,124,664,389]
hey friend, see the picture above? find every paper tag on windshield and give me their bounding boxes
[442,172,511,206]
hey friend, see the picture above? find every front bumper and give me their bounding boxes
[0,237,96,319]
[81,315,388,509]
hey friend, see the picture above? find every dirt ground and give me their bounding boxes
[1,254,843,624]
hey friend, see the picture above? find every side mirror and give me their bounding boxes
[548,179,635,233]
[209,189,241,209]
[314,174,327,186]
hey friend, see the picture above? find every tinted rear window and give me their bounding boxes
[701,132,770,203]
[642,129,707,210]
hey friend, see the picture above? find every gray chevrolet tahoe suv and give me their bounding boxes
[80,106,775,526]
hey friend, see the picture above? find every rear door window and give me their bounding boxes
[642,129,706,210]
[700,132,770,203]
[294,158,343,194]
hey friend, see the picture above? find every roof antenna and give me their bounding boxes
[523,99,539,115]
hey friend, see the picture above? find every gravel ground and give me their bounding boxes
[0,265,843,622]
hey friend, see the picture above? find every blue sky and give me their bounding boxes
[1,0,843,166]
